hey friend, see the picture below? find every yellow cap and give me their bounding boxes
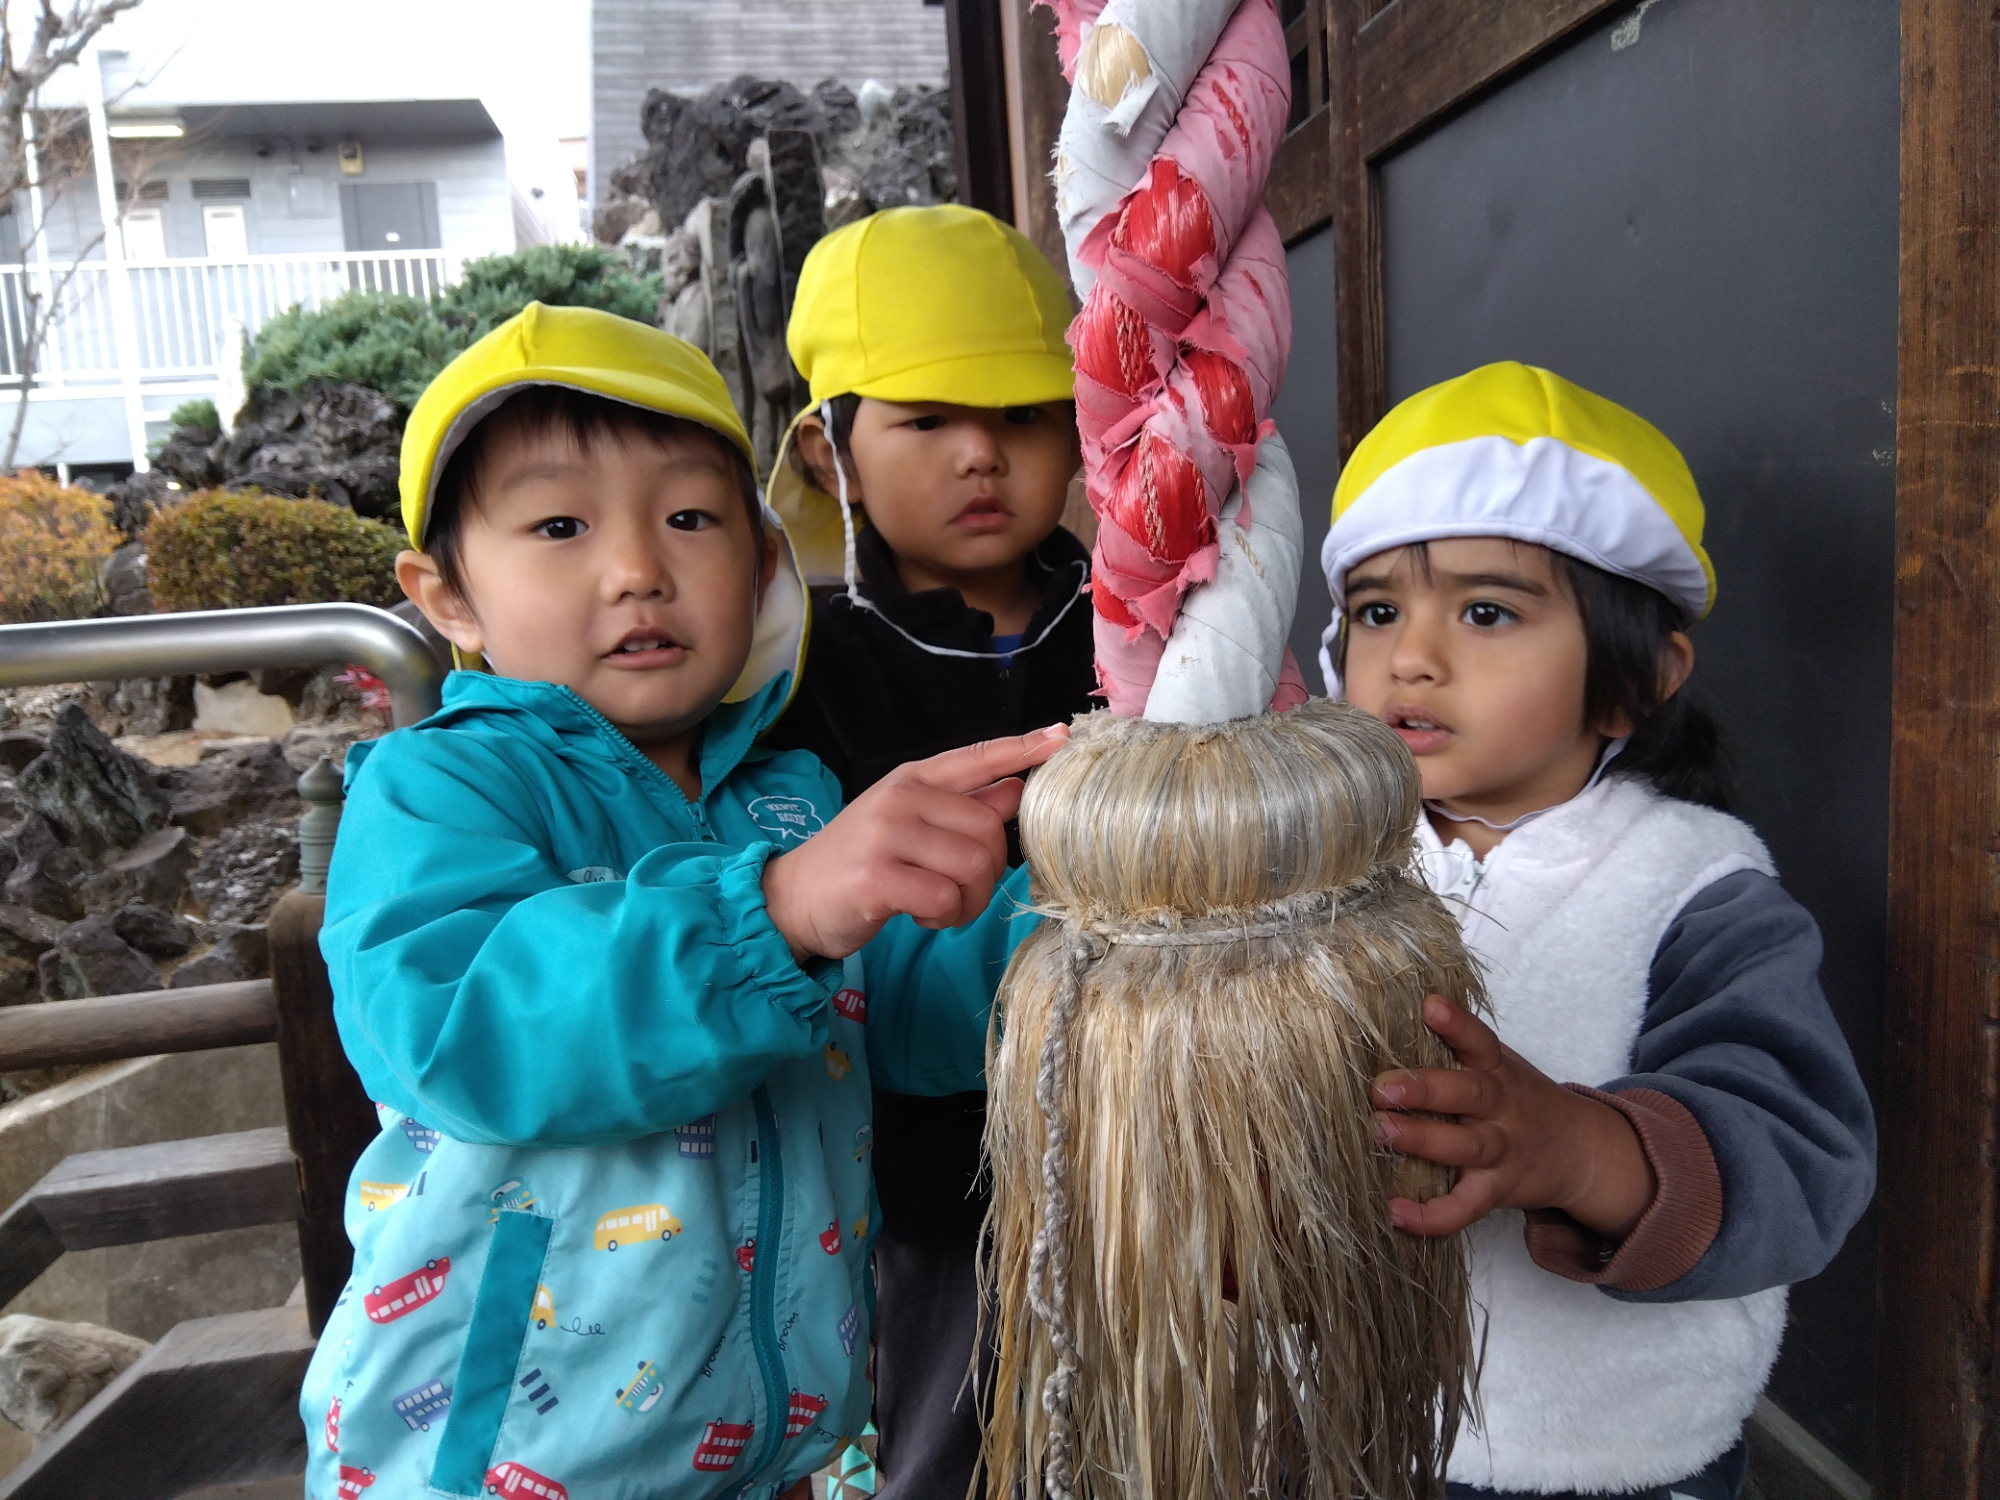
[787,205,1076,407]
[399,301,754,544]
[397,302,805,706]
[1323,362,1713,622]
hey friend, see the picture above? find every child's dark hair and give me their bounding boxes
[424,385,762,598]
[1336,541,1731,810]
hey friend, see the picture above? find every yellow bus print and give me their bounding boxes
[357,1181,409,1212]
[532,1284,556,1329]
[593,1204,683,1250]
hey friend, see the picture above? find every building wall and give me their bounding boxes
[30,137,513,264]
[590,0,949,205]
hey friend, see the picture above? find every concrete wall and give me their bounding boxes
[0,1046,302,1479]
[590,0,950,206]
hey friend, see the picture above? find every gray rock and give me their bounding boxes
[170,922,269,986]
[77,826,193,915]
[619,75,850,231]
[167,739,300,837]
[44,916,162,999]
[15,705,169,860]
[0,1314,150,1436]
[149,423,222,490]
[111,902,193,958]
[0,731,48,772]
[0,903,63,963]
[210,380,405,520]
[4,816,84,922]
[100,543,154,616]
[0,956,36,1005]
[103,468,179,538]
[97,676,194,737]
[188,819,298,924]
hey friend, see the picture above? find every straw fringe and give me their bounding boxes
[981,701,1483,1499]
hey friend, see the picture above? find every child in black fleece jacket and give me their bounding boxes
[763,203,1097,1499]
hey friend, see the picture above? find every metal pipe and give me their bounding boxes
[0,603,445,727]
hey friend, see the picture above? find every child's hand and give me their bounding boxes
[763,726,1070,960]
[1371,997,1657,1240]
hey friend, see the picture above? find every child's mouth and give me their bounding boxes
[1386,708,1453,754]
[605,633,687,666]
[953,496,1012,531]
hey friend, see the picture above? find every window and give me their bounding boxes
[202,204,249,259]
[190,177,251,200]
[120,207,165,261]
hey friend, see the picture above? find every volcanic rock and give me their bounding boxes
[15,705,169,860]
[170,922,269,986]
[43,915,161,999]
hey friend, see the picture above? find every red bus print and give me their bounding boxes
[336,1466,374,1498]
[364,1257,450,1324]
[785,1390,827,1438]
[819,1220,841,1255]
[692,1419,754,1471]
[832,988,867,1023]
[324,1395,340,1452]
[484,1461,567,1499]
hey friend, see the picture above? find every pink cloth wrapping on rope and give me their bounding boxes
[1046,0,1307,715]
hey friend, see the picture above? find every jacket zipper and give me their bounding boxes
[746,1085,788,1485]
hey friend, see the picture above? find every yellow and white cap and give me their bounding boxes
[1320,364,1712,692]
[399,301,807,705]
[1321,362,1712,643]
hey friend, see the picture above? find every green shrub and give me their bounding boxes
[241,244,663,407]
[145,490,404,612]
[0,473,121,623]
[168,398,220,433]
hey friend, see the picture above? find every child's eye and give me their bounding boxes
[1463,601,1516,628]
[1353,601,1398,627]
[908,415,944,431]
[1004,406,1043,425]
[667,510,713,532]
[534,517,585,540]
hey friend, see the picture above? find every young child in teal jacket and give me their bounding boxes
[299,304,1065,1500]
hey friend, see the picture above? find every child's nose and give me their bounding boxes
[957,423,1004,474]
[1389,616,1446,681]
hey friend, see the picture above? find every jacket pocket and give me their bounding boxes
[429,1210,553,1497]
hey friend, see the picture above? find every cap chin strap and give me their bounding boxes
[817,399,1087,662]
[1424,734,1632,834]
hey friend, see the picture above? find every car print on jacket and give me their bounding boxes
[832,988,867,1023]
[616,1358,665,1414]
[336,1465,374,1498]
[819,1221,841,1255]
[488,1179,536,1222]
[531,1283,556,1329]
[785,1391,828,1438]
[735,1238,755,1273]
[692,1419,754,1471]
[485,1460,567,1498]
[323,1396,340,1452]
[824,1045,851,1080]
[391,1378,450,1430]
[363,1258,449,1324]
[593,1204,682,1250]
[396,1119,441,1153]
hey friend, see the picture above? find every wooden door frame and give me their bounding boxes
[1324,0,1995,1493]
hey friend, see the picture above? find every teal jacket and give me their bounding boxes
[300,672,1033,1500]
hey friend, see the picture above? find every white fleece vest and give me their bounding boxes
[1418,777,1789,1494]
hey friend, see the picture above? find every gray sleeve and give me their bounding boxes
[1600,868,1876,1304]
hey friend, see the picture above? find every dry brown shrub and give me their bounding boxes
[0,472,121,624]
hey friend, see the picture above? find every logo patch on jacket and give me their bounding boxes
[747,795,824,843]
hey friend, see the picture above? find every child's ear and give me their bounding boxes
[794,415,856,500]
[1657,631,1696,700]
[396,551,486,658]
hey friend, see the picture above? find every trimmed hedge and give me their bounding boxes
[145,490,404,612]
[0,473,122,623]
[242,244,662,408]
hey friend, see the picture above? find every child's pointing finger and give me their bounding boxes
[902,724,1070,795]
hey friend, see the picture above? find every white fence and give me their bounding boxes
[0,249,461,387]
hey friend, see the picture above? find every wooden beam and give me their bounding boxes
[1877,0,2000,1491]
[270,891,381,1337]
[0,1305,315,1500]
[1267,109,1335,245]
[1329,0,1390,463]
[0,980,276,1073]
[946,0,1016,221]
[1354,0,1624,161]
[1001,0,1072,294]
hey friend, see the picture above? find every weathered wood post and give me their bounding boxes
[268,756,376,1334]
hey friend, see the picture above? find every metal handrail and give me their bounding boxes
[0,603,445,727]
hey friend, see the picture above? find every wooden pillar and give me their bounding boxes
[1000,0,1070,290]
[946,0,1016,221]
[1876,0,2000,1491]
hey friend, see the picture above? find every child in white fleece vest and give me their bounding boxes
[1321,363,1874,1500]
